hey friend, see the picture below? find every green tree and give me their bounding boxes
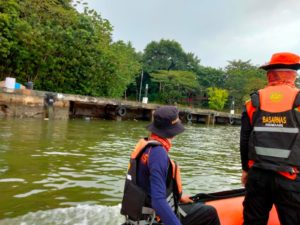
[142,39,200,73]
[207,87,229,111]
[107,41,141,97]
[150,70,199,103]
[137,39,201,103]
[224,60,266,108]
[196,66,225,88]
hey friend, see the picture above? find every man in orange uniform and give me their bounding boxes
[240,52,300,225]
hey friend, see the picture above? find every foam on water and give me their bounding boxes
[0,205,124,225]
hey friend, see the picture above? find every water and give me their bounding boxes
[0,119,242,225]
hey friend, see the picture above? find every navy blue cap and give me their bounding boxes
[146,106,185,138]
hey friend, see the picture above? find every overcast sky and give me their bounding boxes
[82,0,300,68]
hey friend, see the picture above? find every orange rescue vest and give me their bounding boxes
[121,138,182,223]
[246,85,300,174]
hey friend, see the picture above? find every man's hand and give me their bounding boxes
[241,170,248,186]
[180,194,194,203]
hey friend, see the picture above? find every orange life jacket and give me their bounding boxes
[246,85,300,178]
[121,138,182,222]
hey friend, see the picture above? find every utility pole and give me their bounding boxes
[230,97,235,114]
[145,84,148,98]
[138,70,144,102]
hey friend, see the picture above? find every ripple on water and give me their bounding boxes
[44,152,86,157]
[0,205,124,225]
[0,178,26,183]
[14,189,47,198]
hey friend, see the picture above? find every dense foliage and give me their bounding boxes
[223,60,266,107]
[0,0,268,110]
[0,0,141,97]
[150,70,199,104]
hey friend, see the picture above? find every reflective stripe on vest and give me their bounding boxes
[254,126,299,133]
[167,193,175,211]
[255,146,291,158]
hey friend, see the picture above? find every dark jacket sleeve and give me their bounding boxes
[240,104,253,172]
[148,146,181,225]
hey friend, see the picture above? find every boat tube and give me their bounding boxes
[121,188,280,225]
[192,188,280,225]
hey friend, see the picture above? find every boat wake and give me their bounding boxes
[0,204,124,225]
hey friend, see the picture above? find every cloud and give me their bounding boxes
[83,0,300,68]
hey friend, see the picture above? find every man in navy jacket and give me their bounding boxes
[122,106,220,225]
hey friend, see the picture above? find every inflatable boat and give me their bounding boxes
[122,189,280,225]
[192,188,280,225]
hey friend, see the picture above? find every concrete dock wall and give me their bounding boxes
[0,89,69,119]
[0,88,241,125]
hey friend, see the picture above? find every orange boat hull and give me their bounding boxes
[206,196,280,225]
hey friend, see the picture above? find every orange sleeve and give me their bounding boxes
[245,100,256,125]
